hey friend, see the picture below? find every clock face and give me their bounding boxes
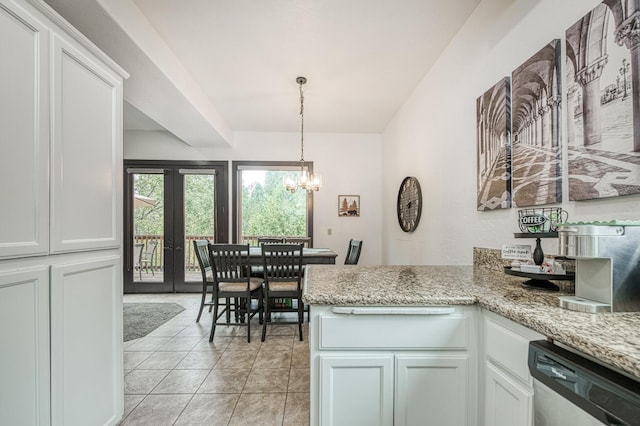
[397,176,422,233]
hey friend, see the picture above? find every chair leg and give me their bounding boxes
[246,299,251,343]
[298,300,304,341]
[261,296,269,342]
[209,300,220,342]
[196,287,207,323]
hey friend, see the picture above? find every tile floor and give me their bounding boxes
[120,293,310,426]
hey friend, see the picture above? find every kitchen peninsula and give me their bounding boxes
[303,262,640,426]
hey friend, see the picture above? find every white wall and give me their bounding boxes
[125,130,382,265]
[381,0,640,265]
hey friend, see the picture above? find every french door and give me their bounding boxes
[124,160,228,293]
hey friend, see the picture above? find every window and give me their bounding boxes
[233,161,314,246]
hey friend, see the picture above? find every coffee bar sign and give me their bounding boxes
[501,244,532,260]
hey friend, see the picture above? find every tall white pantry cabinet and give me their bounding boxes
[0,0,127,425]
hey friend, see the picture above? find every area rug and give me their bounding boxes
[123,302,185,342]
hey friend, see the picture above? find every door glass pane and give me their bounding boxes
[239,169,307,245]
[133,173,164,284]
[184,173,216,284]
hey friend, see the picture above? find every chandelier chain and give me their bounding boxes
[299,80,304,162]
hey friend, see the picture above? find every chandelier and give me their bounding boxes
[285,76,322,193]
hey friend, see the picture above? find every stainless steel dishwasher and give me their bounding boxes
[528,340,640,425]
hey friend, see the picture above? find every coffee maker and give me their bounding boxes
[557,223,640,313]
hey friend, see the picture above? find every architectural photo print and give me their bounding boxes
[511,39,562,207]
[476,77,512,211]
[566,1,640,200]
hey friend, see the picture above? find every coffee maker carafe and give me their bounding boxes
[557,223,640,313]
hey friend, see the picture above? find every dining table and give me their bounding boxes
[247,246,338,265]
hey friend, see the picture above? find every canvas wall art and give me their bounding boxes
[510,39,562,207]
[476,77,512,211]
[338,195,360,217]
[566,1,640,200]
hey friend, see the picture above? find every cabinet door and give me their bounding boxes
[0,267,50,426]
[395,355,469,426]
[50,33,123,253]
[51,256,123,426]
[484,361,533,426]
[0,0,49,259]
[319,355,394,426]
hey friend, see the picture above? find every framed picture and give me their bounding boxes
[338,195,360,217]
[476,77,512,211]
[511,39,562,207]
[566,2,640,200]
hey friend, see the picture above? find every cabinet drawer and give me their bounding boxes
[319,306,468,350]
[484,311,544,384]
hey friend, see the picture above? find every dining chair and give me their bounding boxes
[283,236,311,247]
[133,243,144,280]
[208,243,264,342]
[193,240,214,323]
[139,240,158,277]
[344,239,363,265]
[260,243,304,341]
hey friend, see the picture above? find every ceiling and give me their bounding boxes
[44,0,481,147]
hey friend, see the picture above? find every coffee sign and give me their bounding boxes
[520,214,548,232]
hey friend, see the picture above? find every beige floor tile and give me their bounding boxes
[260,333,295,347]
[198,368,250,393]
[254,348,292,369]
[147,324,187,337]
[175,350,223,369]
[244,368,290,393]
[283,392,310,426]
[215,350,257,369]
[126,337,172,352]
[120,394,191,426]
[174,393,239,426]
[123,351,153,370]
[159,336,202,351]
[291,346,310,368]
[124,370,170,395]
[193,336,232,351]
[228,392,286,426]
[176,323,211,338]
[122,394,145,419]
[288,368,310,393]
[151,369,210,394]
[136,351,188,369]
[266,324,296,336]
[225,337,262,352]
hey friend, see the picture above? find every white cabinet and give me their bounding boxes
[0,0,50,259]
[319,355,394,426]
[0,0,127,424]
[0,267,50,426]
[484,361,533,426]
[310,305,477,426]
[51,256,123,426]
[481,309,543,426]
[50,34,123,253]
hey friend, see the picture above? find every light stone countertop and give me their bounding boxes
[302,264,640,380]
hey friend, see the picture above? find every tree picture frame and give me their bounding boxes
[338,195,360,217]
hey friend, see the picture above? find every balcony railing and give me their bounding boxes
[134,234,311,272]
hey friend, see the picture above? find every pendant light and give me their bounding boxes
[285,76,322,193]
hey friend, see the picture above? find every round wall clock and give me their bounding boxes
[397,176,422,233]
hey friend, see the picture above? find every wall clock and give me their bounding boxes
[397,176,422,233]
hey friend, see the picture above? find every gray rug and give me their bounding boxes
[123,302,185,342]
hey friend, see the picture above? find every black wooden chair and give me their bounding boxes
[261,244,305,341]
[344,239,363,265]
[208,243,264,342]
[193,240,215,323]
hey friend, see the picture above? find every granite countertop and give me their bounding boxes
[302,264,640,380]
